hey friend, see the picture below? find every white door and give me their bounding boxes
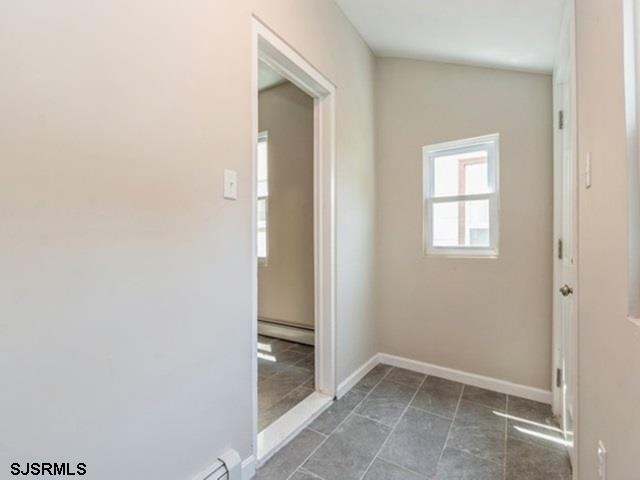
[553,8,578,469]
[558,80,577,466]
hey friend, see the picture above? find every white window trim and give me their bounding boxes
[257,130,269,265]
[423,133,500,258]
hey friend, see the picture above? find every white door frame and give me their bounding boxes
[251,16,337,465]
[552,0,578,474]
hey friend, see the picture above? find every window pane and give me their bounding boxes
[433,150,489,197]
[257,138,268,197]
[257,231,267,258]
[432,199,491,248]
[257,198,267,258]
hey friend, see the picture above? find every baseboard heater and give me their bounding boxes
[258,318,314,346]
[195,449,241,480]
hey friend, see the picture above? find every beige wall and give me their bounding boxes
[258,82,315,329]
[0,1,376,478]
[375,58,553,390]
[576,1,640,478]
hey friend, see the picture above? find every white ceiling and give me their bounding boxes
[335,0,565,73]
[259,61,287,91]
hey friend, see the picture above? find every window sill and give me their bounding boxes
[425,248,499,259]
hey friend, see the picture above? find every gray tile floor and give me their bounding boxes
[258,335,315,432]
[256,364,571,480]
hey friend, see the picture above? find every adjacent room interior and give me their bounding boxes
[256,60,317,433]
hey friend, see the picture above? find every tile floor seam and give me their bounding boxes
[351,412,395,429]
[288,367,394,480]
[318,364,393,437]
[432,387,508,470]
[503,394,571,455]
[382,375,426,389]
[406,404,455,423]
[260,388,305,415]
[283,433,331,480]
[360,375,428,480]
[372,456,430,479]
[288,411,356,479]
[461,397,507,413]
[293,352,315,367]
[305,426,328,438]
[432,381,465,474]
[260,364,292,381]
[278,384,313,402]
[260,367,314,414]
[442,445,505,467]
[297,467,327,480]
[386,379,422,388]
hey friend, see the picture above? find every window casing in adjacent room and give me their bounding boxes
[257,131,269,263]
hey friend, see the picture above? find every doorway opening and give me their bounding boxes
[256,62,316,429]
[251,18,337,466]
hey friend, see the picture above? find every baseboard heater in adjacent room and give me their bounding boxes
[258,318,315,345]
[194,449,241,480]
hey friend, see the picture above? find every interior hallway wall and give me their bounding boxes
[0,1,376,479]
[258,82,315,330]
[375,58,554,390]
[575,1,640,478]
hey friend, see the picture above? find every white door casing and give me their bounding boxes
[251,16,337,465]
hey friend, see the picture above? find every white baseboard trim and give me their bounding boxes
[378,353,553,405]
[336,354,380,399]
[258,320,315,346]
[242,455,256,480]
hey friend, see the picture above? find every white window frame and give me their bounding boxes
[257,131,269,264]
[423,133,500,258]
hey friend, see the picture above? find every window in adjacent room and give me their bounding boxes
[423,134,500,257]
[257,131,269,262]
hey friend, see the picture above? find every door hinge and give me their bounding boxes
[558,238,564,260]
[559,110,565,130]
[556,368,563,388]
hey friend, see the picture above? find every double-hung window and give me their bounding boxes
[423,134,500,257]
[257,131,269,262]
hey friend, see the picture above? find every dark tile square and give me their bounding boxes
[448,400,506,464]
[310,388,368,435]
[304,414,391,480]
[434,447,504,480]
[385,367,426,388]
[256,428,325,480]
[462,385,507,411]
[379,407,451,477]
[411,377,463,419]
[506,438,572,480]
[356,379,419,427]
[353,364,393,393]
[363,458,424,480]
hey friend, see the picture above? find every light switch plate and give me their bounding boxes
[224,169,238,200]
